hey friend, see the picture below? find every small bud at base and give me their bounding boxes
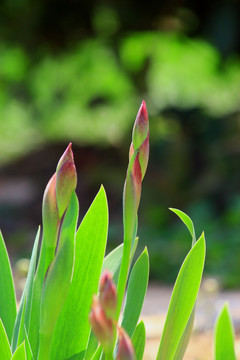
[99,271,117,319]
[117,327,135,360]
[90,296,114,353]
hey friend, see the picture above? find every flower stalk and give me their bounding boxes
[116,101,149,320]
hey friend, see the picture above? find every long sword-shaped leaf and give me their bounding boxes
[157,233,206,360]
[0,231,17,342]
[51,186,109,359]
[101,244,123,285]
[169,208,197,359]
[0,319,12,360]
[29,193,78,358]
[131,321,146,360]
[172,306,195,360]
[214,303,236,360]
[11,342,26,360]
[24,327,33,360]
[12,228,40,352]
[121,248,149,337]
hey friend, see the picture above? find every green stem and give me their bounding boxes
[116,239,131,320]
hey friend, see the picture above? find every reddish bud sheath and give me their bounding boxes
[42,173,60,249]
[117,327,135,360]
[99,271,117,319]
[89,296,114,352]
[56,143,77,218]
[132,101,149,151]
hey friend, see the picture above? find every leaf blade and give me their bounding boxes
[0,230,17,342]
[131,321,146,360]
[51,186,109,359]
[12,228,40,352]
[214,303,236,360]
[0,319,12,360]
[169,208,196,245]
[121,248,149,337]
[11,342,27,360]
[156,233,206,360]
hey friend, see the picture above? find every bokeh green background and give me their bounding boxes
[0,0,239,287]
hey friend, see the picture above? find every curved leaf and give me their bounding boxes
[157,233,206,360]
[169,208,196,245]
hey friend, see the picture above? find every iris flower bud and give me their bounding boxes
[99,271,117,319]
[117,327,135,360]
[89,296,114,353]
[42,173,60,250]
[123,101,149,243]
[130,100,149,179]
[56,143,77,218]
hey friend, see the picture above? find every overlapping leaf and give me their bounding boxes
[0,231,17,342]
[12,228,40,351]
[50,186,109,359]
[131,321,146,360]
[0,319,12,360]
[121,248,149,337]
[157,233,206,360]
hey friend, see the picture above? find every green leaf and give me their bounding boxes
[12,228,40,352]
[84,332,98,360]
[169,208,196,245]
[51,186,109,359]
[11,342,26,360]
[24,327,33,360]
[131,321,146,360]
[121,248,149,337]
[58,192,79,250]
[0,230,17,342]
[214,303,236,360]
[17,298,27,347]
[156,233,206,360]
[28,237,47,358]
[172,307,195,360]
[0,319,12,360]
[101,244,123,285]
[169,209,197,359]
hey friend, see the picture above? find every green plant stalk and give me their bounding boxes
[116,236,132,320]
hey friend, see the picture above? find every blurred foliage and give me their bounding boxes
[1,32,240,164]
[0,27,240,287]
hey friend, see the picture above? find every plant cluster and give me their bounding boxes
[0,102,237,359]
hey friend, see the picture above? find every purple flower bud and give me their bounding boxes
[56,143,77,218]
[117,327,135,360]
[89,296,114,352]
[99,271,117,319]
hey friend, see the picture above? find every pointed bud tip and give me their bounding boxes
[138,100,148,123]
[57,143,74,172]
